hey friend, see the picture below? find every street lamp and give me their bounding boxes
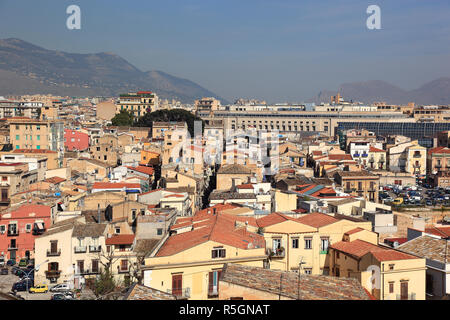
[24,259,49,296]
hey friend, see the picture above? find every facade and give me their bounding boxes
[0,204,51,262]
[64,129,89,151]
[330,238,426,300]
[333,170,380,202]
[142,210,266,300]
[9,118,64,167]
[117,91,159,118]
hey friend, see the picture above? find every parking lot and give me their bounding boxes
[380,184,450,210]
[0,266,96,300]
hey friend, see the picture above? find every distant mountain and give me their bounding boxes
[310,78,450,105]
[0,38,228,104]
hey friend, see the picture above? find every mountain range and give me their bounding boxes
[1,38,449,106]
[0,38,228,104]
[310,78,450,105]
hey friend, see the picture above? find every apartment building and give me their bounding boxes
[0,204,52,262]
[64,129,89,151]
[142,209,266,300]
[333,170,380,202]
[89,134,120,166]
[329,237,426,300]
[194,97,221,116]
[8,118,64,167]
[0,163,39,207]
[117,91,159,117]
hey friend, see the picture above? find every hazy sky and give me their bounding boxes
[0,0,449,102]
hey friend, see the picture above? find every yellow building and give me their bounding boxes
[330,233,426,300]
[142,209,266,300]
[117,91,158,118]
[255,212,373,274]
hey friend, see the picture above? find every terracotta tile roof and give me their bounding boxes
[369,146,385,153]
[256,212,297,228]
[106,234,135,245]
[328,154,353,161]
[92,182,141,189]
[12,149,57,154]
[424,226,450,238]
[127,166,154,176]
[220,264,371,300]
[296,213,339,228]
[236,184,254,190]
[429,146,450,155]
[44,176,66,184]
[1,204,52,219]
[156,213,265,257]
[345,227,365,235]
[331,239,419,261]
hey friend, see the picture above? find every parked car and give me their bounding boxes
[6,259,15,267]
[12,279,33,292]
[426,199,433,206]
[1,268,8,275]
[50,283,72,292]
[29,284,48,294]
[18,259,28,267]
[393,198,404,205]
[51,292,74,300]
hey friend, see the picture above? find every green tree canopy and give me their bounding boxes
[135,109,204,136]
[111,110,135,126]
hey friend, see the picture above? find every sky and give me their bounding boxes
[0,0,449,103]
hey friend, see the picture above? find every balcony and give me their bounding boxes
[47,249,61,257]
[45,270,61,278]
[353,154,360,157]
[390,293,416,300]
[413,153,422,158]
[8,245,17,251]
[267,248,285,258]
[79,268,101,275]
[74,246,87,253]
[7,230,18,237]
[118,268,130,274]
[361,154,368,158]
[167,288,191,299]
[89,245,101,253]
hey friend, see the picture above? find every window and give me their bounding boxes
[208,270,222,297]
[304,268,312,275]
[304,237,312,249]
[389,264,395,270]
[0,225,5,233]
[389,282,394,294]
[115,227,120,234]
[25,224,32,232]
[1,176,7,181]
[15,135,19,140]
[320,238,329,253]
[211,247,226,259]
[292,238,299,249]
[272,238,281,250]
[157,228,163,236]
[36,145,40,150]
[120,259,128,271]
[131,209,137,220]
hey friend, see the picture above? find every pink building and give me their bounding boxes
[64,129,89,151]
[0,204,52,262]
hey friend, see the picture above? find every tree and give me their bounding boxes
[111,110,135,126]
[135,109,204,136]
[93,269,117,298]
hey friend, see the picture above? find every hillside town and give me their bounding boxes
[0,91,450,301]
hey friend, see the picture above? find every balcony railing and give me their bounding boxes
[361,154,368,158]
[8,245,17,251]
[7,230,18,237]
[396,293,416,300]
[47,249,61,257]
[74,246,87,253]
[89,245,101,253]
[167,288,191,299]
[267,248,285,258]
[45,270,61,278]
[118,268,130,274]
